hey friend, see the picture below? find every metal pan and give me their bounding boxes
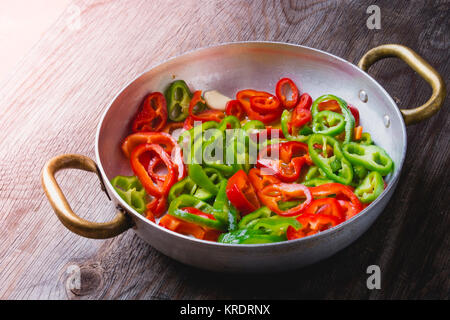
[41,42,445,272]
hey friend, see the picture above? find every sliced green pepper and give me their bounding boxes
[308,133,353,185]
[360,132,373,145]
[342,142,394,176]
[168,194,226,231]
[311,94,355,143]
[110,175,147,215]
[165,80,192,121]
[281,109,309,142]
[354,171,384,203]
[218,229,286,244]
[168,176,212,203]
[250,216,302,236]
[213,180,239,231]
[312,110,345,136]
[238,206,272,229]
[303,178,335,187]
[188,164,224,195]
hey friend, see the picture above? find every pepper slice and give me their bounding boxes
[226,170,261,215]
[312,110,346,136]
[354,171,385,203]
[130,143,177,197]
[165,80,192,121]
[132,92,168,132]
[259,183,313,217]
[218,229,285,244]
[286,214,340,240]
[146,195,167,219]
[250,216,302,236]
[342,142,394,176]
[167,176,212,203]
[309,183,362,219]
[308,134,353,185]
[159,214,222,241]
[213,180,239,231]
[238,206,272,229]
[189,90,225,122]
[225,99,245,120]
[275,78,300,109]
[303,198,345,222]
[236,89,281,124]
[110,175,147,215]
[250,94,282,114]
[311,95,355,143]
[188,163,224,196]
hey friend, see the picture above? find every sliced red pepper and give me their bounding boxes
[122,132,185,180]
[290,93,312,128]
[248,168,281,191]
[257,141,311,182]
[130,143,177,197]
[225,99,245,120]
[309,183,363,219]
[181,207,217,220]
[259,183,312,217]
[146,196,167,219]
[275,78,300,109]
[188,90,225,122]
[304,198,345,222]
[226,170,261,215]
[317,99,341,113]
[132,92,167,132]
[250,94,281,114]
[286,214,340,240]
[162,121,184,134]
[236,89,281,124]
[159,214,221,241]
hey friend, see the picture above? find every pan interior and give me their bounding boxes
[97,42,406,195]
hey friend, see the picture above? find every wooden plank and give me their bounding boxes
[0,0,448,299]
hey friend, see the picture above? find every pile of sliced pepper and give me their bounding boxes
[110,77,394,244]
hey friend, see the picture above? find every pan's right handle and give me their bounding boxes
[41,154,132,239]
[358,44,446,125]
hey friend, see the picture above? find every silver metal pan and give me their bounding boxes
[41,42,445,272]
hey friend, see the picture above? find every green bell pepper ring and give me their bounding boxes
[308,133,353,185]
[354,171,385,203]
[165,80,192,121]
[167,176,212,203]
[281,109,309,142]
[188,164,223,195]
[213,180,239,231]
[218,229,286,244]
[168,194,226,231]
[238,206,272,229]
[110,175,146,215]
[250,216,302,236]
[303,178,335,187]
[312,110,345,136]
[342,142,394,176]
[311,94,355,143]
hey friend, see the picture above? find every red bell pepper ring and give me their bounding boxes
[275,78,300,109]
[259,183,313,217]
[236,89,281,124]
[257,141,311,182]
[309,183,363,219]
[132,92,168,132]
[303,198,345,222]
[146,195,167,219]
[188,90,225,122]
[290,93,313,128]
[248,168,281,191]
[286,214,341,240]
[225,99,245,120]
[162,121,184,134]
[250,94,282,114]
[130,143,177,197]
[121,132,185,181]
[226,170,261,215]
[159,214,221,241]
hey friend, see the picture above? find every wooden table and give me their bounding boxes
[0,0,448,300]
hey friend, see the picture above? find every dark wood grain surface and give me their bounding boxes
[0,0,448,300]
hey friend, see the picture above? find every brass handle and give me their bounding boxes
[41,154,132,239]
[358,44,446,125]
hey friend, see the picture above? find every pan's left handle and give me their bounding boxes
[41,154,132,239]
[358,44,446,125]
